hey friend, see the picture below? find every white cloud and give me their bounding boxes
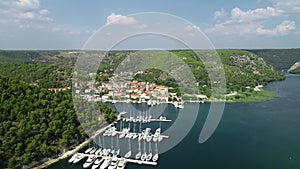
[18,11,53,22]
[15,0,40,9]
[231,7,282,23]
[256,20,297,35]
[39,9,49,15]
[214,8,226,20]
[19,11,35,19]
[106,13,137,25]
[272,0,300,13]
[184,25,201,32]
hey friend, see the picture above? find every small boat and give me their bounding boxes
[100,148,106,156]
[146,153,152,161]
[143,128,151,140]
[132,133,138,140]
[91,158,104,169]
[95,148,102,155]
[103,149,111,156]
[83,156,97,168]
[152,153,159,162]
[124,150,131,158]
[141,152,147,161]
[108,157,119,169]
[158,135,163,142]
[73,153,86,164]
[125,133,133,139]
[115,149,120,156]
[116,159,126,169]
[100,158,112,169]
[135,152,141,159]
[90,147,97,154]
[146,134,152,142]
[85,147,94,154]
[138,131,144,141]
[68,153,77,163]
[159,116,166,121]
[111,149,115,155]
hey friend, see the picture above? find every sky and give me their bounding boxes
[0,0,300,49]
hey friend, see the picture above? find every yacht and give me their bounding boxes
[141,152,147,161]
[95,148,102,155]
[100,148,106,156]
[135,152,141,159]
[124,150,131,158]
[116,159,126,169]
[146,153,152,161]
[125,133,133,139]
[68,153,77,163]
[90,147,97,154]
[108,157,119,169]
[103,149,111,156]
[143,128,151,140]
[132,133,138,140]
[110,149,115,156]
[152,153,159,162]
[115,149,120,156]
[100,158,112,169]
[152,128,161,142]
[138,131,145,141]
[146,134,152,142]
[159,116,166,121]
[85,147,94,154]
[91,158,104,169]
[83,156,97,168]
[73,153,86,164]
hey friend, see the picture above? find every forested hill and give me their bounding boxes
[0,76,87,168]
[247,49,300,70]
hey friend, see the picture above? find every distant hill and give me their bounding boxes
[247,49,300,70]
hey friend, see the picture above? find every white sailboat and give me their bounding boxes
[91,158,104,169]
[73,153,85,164]
[83,156,97,168]
[116,158,126,169]
[108,157,119,169]
[141,140,147,161]
[152,141,159,162]
[146,140,152,161]
[68,153,77,163]
[135,139,141,159]
[124,137,132,158]
[100,158,112,169]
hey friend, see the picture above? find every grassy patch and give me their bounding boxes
[233,90,278,102]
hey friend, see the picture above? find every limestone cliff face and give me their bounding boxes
[288,61,300,72]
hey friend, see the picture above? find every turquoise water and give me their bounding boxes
[48,75,300,169]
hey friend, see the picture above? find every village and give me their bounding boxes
[75,71,208,106]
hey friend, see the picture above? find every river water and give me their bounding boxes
[48,74,300,169]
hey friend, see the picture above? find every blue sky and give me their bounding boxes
[0,0,299,49]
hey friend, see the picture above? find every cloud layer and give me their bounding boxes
[206,1,299,37]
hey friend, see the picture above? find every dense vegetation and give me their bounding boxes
[248,49,300,70]
[96,50,285,99]
[0,76,86,168]
[0,62,72,88]
[290,67,300,74]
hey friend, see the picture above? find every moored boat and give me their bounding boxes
[100,158,112,169]
[91,158,104,169]
[68,153,77,163]
[83,156,97,168]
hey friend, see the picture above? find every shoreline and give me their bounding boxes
[31,123,114,169]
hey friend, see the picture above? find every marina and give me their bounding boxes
[67,108,172,169]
